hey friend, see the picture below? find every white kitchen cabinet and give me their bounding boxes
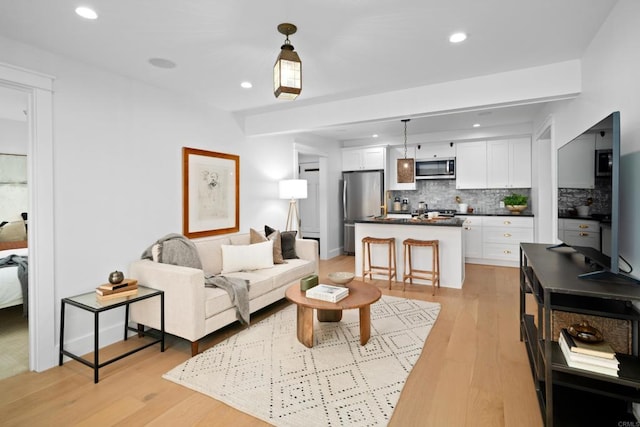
[486,138,531,188]
[342,146,386,171]
[415,141,455,159]
[459,216,483,259]
[456,141,487,189]
[558,134,595,189]
[558,218,600,250]
[387,145,417,190]
[482,216,534,265]
[596,130,613,150]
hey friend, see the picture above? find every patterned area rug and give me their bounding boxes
[163,295,441,426]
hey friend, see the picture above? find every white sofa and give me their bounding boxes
[129,232,319,355]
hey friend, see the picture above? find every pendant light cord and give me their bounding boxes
[402,119,410,159]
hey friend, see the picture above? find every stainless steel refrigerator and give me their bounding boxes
[342,170,384,254]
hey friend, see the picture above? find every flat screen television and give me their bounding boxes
[555,111,633,281]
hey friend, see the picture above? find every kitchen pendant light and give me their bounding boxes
[397,119,415,183]
[274,23,302,100]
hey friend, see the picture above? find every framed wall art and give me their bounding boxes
[182,147,239,238]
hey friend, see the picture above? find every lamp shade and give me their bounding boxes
[274,47,301,99]
[279,179,307,199]
[274,23,301,100]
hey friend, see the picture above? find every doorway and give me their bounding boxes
[294,144,329,260]
[0,63,56,372]
[0,86,29,379]
[299,158,320,241]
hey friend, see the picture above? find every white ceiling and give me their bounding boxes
[0,0,619,140]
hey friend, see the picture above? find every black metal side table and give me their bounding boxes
[59,285,164,383]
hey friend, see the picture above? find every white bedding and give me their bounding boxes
[0,247,27,310]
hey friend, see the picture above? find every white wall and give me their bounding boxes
[535,0,640,279]
[0,35,298,368]
[0,117,27,154]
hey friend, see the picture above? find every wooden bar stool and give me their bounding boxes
[402,239,440,295]
[361,237,397,289]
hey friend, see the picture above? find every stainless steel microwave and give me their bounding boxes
[415,157,455,179]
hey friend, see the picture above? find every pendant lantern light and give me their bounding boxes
[397,119,415,183]
[274,23,302,100]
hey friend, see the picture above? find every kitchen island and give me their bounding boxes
[355,217,465,289]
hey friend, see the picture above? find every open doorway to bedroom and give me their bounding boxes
[0,86,29,380]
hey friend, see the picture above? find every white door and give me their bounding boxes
[299,162,320,238]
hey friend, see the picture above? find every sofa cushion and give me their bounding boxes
[221,240,273,273]
[249,228,265,244]
[265,225,298,259]
[204,273,273,318]
[195,237,231,276]
[250,228,284,264]
[266,230,285,264]
[265,259,316,288]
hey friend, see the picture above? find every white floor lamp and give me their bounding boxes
[279,179,307,238]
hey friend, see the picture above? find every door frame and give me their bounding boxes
[293,143,329,259]
[0,62,56,372]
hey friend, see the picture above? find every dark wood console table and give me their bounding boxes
[520,243,640,426]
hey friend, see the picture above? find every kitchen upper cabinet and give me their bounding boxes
[388,145,417,190]
[456,141,487,189]
[596,130,613,150]
[558,134,595,189]
[342,146,386,171]
[415,141,455,159]
[486,137,531,188]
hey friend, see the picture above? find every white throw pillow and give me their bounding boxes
[221,240,274,274]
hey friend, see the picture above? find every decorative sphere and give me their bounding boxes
[109,271,125,284]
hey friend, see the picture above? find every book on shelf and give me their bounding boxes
[558,331,619,370]
[558,333,619,377]
[95,282,138,296]
[305,284,349,303]
[560,328,616,359]
[97,278,138,291]
[96,288,138,300]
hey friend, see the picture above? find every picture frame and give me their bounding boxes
[182,147,239,238]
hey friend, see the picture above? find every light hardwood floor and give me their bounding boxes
[0,256,542,426]
[0,305,29,380]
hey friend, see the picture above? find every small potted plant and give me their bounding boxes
[503,193,528,214]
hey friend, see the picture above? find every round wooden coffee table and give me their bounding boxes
[285,280,382,348]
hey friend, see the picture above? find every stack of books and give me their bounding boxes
[95,279,138,300]
[305,284,349,303]
[558,328,619,377]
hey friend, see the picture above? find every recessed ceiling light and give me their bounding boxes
[372,134,379,138]
[449,32,467,43]
[148,58,177,69]
[75,6,98,20]
[240,81,253,89]
[473,123,481,128]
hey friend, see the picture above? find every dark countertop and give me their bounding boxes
[559,214,611,224]
[355,217,464,227]
[386,210,534,217]
[455,211,535,217]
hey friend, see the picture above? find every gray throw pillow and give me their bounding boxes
[265,225,298,259]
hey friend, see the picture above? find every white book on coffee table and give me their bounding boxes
[305,284,349,303]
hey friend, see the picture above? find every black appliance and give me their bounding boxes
[595,149,613,177]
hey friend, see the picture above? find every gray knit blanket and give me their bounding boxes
[0,255,28,317]
[141,233,250,325]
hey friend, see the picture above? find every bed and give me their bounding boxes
[0,243,28,310]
